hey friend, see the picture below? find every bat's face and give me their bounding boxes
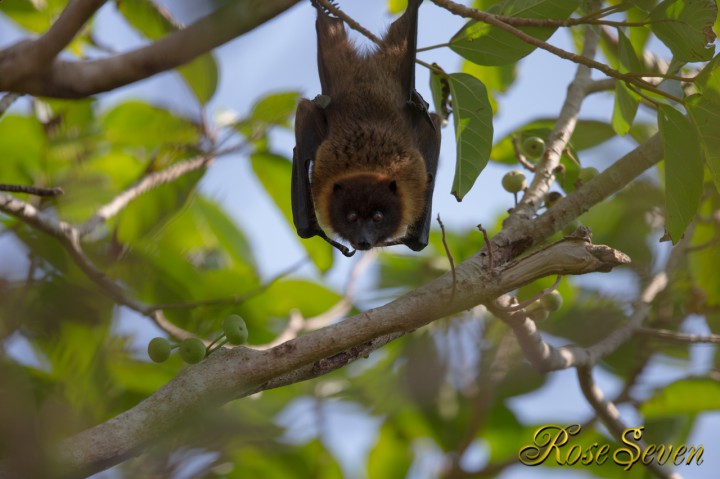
[326,174,402,250]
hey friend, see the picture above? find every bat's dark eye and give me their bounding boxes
[372,211,383,223]
[347,212,358,222]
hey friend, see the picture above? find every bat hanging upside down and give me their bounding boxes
[291,0,441,257]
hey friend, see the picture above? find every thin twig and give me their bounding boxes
[637,328,720,344]
[437,214,456,301]
[314,0,382,45]
[476,224,493,272]
[0,184,64,197]
[80,145,245,236]
[577,366,683,479]
[511,135,537,172]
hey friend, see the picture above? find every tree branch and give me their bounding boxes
[0,0,301,98]
[637,328,720,344]
[0,0,107,89]
[577,367,684,479]
[490,271,666,372]
[429,0,683,102]
[54,233,629,476]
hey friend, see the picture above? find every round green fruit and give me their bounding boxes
[147,337,171,363]
[223,314,249,345]
[540,291,563,312]
[179,338,206,364]
[502,170,526,193]
[528,308,550,322]
[545,192,562,208]
[522,136,546,159]
[562,219,582,236]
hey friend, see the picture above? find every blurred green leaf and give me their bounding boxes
[687,94,720,194]
[0,115,46,184]
[448,73,493,201]
[368,423,412,478]
[250,151,333,272]
[102,101,199,149]
[642,378,720,417]
[659,104,704,243]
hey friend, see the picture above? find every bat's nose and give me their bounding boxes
[356,239,372,250]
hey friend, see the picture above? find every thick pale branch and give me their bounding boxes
[0,0,301,98]
[0,0,106,88]
[55,233,627,476]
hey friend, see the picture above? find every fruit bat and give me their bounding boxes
[291,0,441,257]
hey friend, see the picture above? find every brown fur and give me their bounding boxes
[311,7,429,242]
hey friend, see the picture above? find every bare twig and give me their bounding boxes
[0,192,197,340]
[0,184,64,197]
[637,328,720,344]
[476,224,493,272]
[80,145,247,236]
[511,135,537,172]
[314,0,382,45]
[437,214,457,301]
[577,366,683,479]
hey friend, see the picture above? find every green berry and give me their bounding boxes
[522,136,546,159]
[562,219,582,236]
[179,338,206,364]
[577,167,599,185]
[223,315,248,345]
[502,170,526,193]
[545,192,562,208]
[528,308,550,322]
[147,337,171,363]
[540,291,563,312]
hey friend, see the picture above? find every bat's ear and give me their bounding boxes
[383,0,421,98]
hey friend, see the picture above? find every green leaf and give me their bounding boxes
[102,101,199,149]
[658,104,704,243]
[447,73,493,201]
[0,115,46,184]
[617,28,644,73]
[687,94,720,193]
[695,53,720,105]
[367,423,412,478]
[176,54,219,105]
[250,152,333,272]
[689,194,720,307]
[450,0,580,66]
[461,60,517,112]
[649,0,717,62]
[116,0,218,103]
[250,91,301,126]
[642,378,720,417]
[116,170,202,243]
[429,68,448,120]
[612,81,639,136]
